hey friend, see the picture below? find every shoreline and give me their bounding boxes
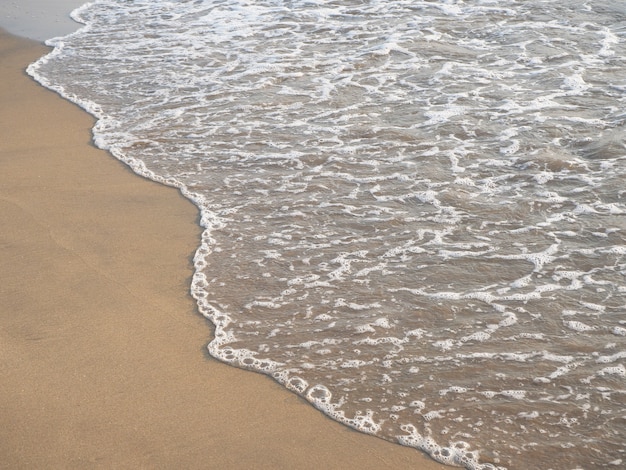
[0,28,448,470]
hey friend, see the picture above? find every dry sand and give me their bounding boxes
[0,28,449,470]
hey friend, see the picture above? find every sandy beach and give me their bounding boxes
[0,8,448,470]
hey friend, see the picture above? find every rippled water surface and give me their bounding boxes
[29,1,626,468]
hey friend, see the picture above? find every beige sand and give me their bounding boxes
[0,30,449,469]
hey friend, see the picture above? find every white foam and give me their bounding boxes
[505,390,527,400]
[564,320,595,332]
[397,424,499,469]
[596,352,626,364]
[612,327,626,337]
[598,364,626,378]
[562,72,590,95]
[598,27,619,57]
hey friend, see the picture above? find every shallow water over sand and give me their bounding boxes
[29,1,626,468]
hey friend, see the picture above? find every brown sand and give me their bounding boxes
[0,30,449,469]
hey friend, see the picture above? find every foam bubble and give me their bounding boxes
[596,352,626,364]
[500,390,526,400]
[611,326,626,336]
[564,320,595,332]
[598,365,626,377]
[397,424,500,469]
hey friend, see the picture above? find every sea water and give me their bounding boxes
[28,1,625,468]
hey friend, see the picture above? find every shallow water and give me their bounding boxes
[29,1,625,468]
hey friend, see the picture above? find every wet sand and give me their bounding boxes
[0,20,448,470]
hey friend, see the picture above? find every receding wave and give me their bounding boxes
[28,1,625,468]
